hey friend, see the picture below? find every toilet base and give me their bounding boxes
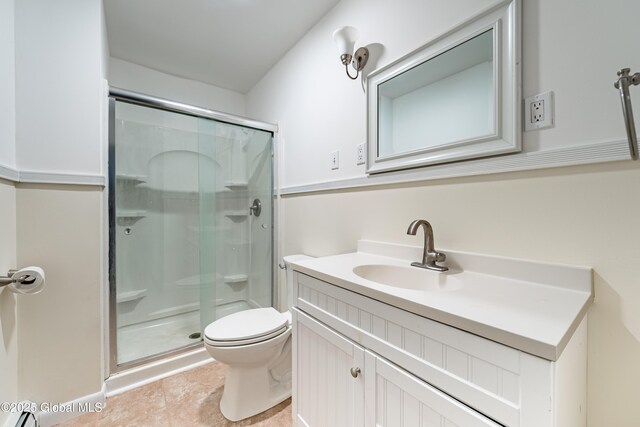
[219,364,291,421]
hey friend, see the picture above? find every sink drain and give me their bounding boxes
[189,332,201,340]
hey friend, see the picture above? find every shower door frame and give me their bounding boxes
[107,87,279,375]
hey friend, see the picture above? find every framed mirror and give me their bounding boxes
[366,0,520,174]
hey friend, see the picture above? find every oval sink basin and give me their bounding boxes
[353,264,462,291]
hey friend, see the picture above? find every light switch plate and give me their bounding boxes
[330,150,339,170]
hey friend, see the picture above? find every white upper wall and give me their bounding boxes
[15,0,104,176]
[101,1,109,79]
[109,58,246,117]
[0,0,16,170]
[246,0,640,188]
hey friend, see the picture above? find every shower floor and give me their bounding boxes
[117,300,254,365]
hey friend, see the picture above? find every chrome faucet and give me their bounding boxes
[406,219,448,272]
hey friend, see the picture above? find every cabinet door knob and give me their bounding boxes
[350,367,361,378]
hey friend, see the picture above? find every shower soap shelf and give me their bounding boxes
[224,274,248,284]
[223,181,248,190]
[224,211,249,218]
[116,289,147,303]
[116,210,146,227]
[116,174,147,186]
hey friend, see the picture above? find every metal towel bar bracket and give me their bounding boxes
[0,270,19,287]
[614,68,640,160]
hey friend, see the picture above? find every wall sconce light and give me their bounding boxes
[332,26,369,80]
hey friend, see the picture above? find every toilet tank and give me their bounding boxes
[282,255,313,309]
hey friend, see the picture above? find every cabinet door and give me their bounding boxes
[365,351,502,427]
[294,309,365,427]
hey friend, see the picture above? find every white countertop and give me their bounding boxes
[289,240,593,361]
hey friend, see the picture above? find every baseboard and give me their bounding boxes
[32,348,211,426]
[36,384,106,427]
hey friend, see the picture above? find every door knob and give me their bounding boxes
[350,367,361,378]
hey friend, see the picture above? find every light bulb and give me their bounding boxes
[332,26,358,57]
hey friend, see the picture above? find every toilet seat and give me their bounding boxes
[204,325,289,347]
[204,307,289,346]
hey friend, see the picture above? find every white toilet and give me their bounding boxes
[203,254,311,421]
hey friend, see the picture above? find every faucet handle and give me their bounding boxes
[434,252,446,263]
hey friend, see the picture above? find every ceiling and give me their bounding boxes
[104,0,340,93]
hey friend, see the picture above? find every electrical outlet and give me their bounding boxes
[356,144,365,165]
[531,100,544,122]
[524,91,554,131]
[330,150,339,170]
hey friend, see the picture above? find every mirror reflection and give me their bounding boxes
[377,29,495,158]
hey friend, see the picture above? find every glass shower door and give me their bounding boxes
[113,101,212,365]
[246,127,274,311]
[111,95,275,371]
[197,119,274,332]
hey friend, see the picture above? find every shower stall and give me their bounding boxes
[108,90,276,371]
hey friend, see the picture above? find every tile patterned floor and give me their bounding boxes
[57,362,291,427]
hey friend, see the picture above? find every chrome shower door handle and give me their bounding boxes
[249,199,262,217]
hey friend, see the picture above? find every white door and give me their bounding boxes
[294,309,365,427]
[365,351,502,427]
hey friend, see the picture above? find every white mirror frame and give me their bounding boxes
[366,0,521,174]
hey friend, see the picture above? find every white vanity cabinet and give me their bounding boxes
[292,271,587,427]
[295,310,501,427]
[295,309,365,426]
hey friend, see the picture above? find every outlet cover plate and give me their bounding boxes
[356,144,365,165]
[524,91,554,131]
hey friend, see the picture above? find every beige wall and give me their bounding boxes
[16,184,104,403]
[281,160,640,427]
[0,180,17,426]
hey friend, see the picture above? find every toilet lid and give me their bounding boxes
[204,307,289,342]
